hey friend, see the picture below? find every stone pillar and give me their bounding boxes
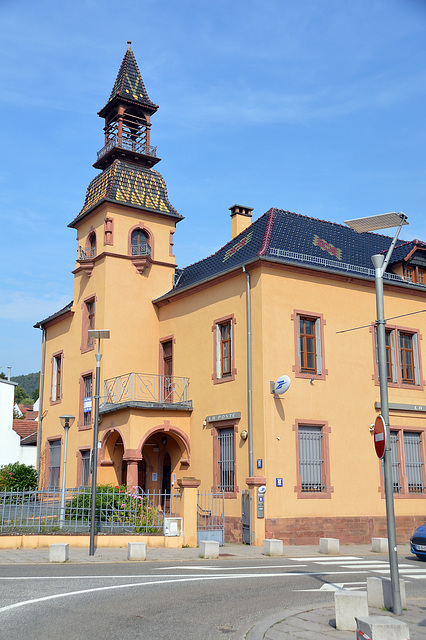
[246,476,267,546]
[123,449,142,490]
[177,477,201,547]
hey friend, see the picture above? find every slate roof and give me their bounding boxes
[168,208,424,295]
[69,160,181,227]
[34,301,73,329]
[99,43,158,116]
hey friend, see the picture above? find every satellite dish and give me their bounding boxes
[274,375,291,395]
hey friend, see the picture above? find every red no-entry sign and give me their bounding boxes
[374,415,386,459]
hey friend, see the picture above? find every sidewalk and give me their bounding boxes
[0,543,424,638]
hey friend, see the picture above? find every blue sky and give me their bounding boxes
[1,0,425,376]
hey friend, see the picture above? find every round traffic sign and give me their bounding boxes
[374,415,386,459]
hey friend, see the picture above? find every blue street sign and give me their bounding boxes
[276,477,283,487]
[257,459,263,469]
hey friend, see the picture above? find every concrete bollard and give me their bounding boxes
[319,537,339,554]
[367,576,406,610]
[371,537,388,553]
[49,543,69,563]
[262,539,283,557]
[199,540,219,559]
[127,542,146,561]
[334,589,368,631]
[356,615,410,640]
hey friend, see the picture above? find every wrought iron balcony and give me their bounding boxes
[78,247,95,260]
[97,136,158,162]
[101,373,192,413]
[131,242,151,257]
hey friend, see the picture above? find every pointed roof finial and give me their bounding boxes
[127,40,132,50]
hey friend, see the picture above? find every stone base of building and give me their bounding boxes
[224,516,243,543]
[264,515,426,545]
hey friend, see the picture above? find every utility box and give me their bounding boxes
[163,517,183,536]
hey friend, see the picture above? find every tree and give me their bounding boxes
[14,385,33,405]
[0,372,6,380]
[31,388,40,402]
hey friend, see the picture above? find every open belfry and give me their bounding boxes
[36,43,426,546]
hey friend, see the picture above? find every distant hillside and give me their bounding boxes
[10,372,40,397]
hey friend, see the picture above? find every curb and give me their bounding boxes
[243,602,329,640]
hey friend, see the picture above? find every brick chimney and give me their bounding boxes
[229,204,253,239]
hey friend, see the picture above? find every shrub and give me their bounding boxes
[66,484,161,532]
[0,462,38,490]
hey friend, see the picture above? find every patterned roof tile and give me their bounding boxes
[104,43,157,113]
[69,160,182,226]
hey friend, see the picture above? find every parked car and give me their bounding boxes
[410,523,426,560]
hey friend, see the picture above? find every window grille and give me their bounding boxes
[48,440,61,489]
[298,426,324,492]
[83,375,93,426]
[81,450,91,486]
[390,431,401,492]
[404,432,424,493]
[218,428,235,492]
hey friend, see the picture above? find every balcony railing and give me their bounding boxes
[131,242,151,257]
[102,373,190,408]
[78,247,95,260]
[97,136,158,162]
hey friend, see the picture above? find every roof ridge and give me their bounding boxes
[257,208,277,256]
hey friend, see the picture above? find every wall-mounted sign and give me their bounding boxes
[375,402,426,413]
[83,397,92,413]
[152,473,158,482]
[276,478,283,487]
[206,412,241,423]
[257,459,263,469]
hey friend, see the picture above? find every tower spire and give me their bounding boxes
[94,43,160,171]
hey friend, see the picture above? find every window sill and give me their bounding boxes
[294,485,333,499]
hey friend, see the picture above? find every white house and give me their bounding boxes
[0,378,37,468]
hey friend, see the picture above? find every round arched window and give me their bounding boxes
[131,229,151,256]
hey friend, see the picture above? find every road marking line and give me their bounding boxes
[0,571,369,614]
[290,556,361,561]
[154,564,307,571]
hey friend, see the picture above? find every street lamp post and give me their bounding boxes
[345,212,408,615]
[88,329,110,556]
[59,414,75,529]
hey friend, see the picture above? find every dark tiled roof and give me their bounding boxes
[387,240,426,264]
[69,160,181,226]
[34,301,73,329]
[169,208,423,295]
[172,211,270,291]
[100,44,158,115]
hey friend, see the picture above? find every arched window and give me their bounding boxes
[131,229,151,256]
[89,232,96,257]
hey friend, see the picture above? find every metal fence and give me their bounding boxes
[0,487,181,534]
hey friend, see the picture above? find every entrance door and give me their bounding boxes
[161,340,173,402]
[161,453,171,508]
[242,490,251,544]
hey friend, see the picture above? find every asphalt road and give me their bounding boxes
[0,554,424,640]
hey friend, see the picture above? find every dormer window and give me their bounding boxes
[404,265,426,284]
[131,229,151,257]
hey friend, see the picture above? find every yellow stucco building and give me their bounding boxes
[36,44,426,546]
